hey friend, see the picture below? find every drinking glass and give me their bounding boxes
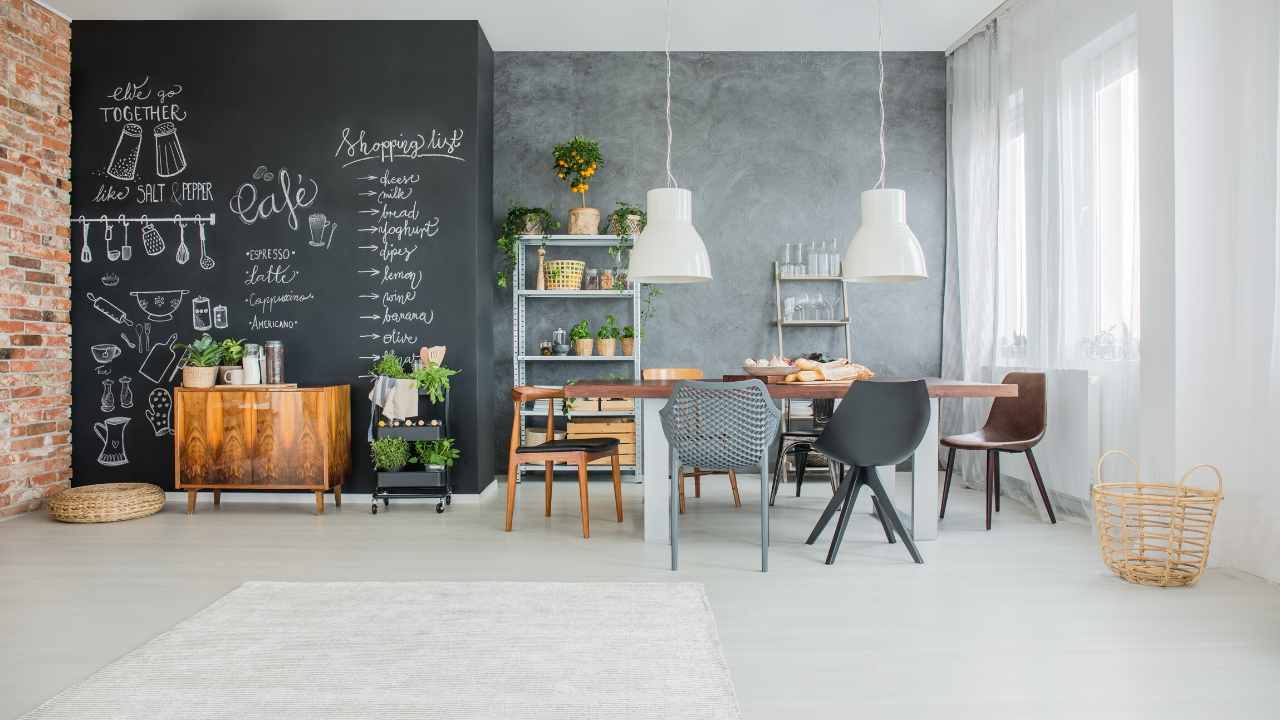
[783,296,797,322]
[806,242,820,276]
[829,238,842,277]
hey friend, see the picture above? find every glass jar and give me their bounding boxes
[242,343,262,384]
[583,268,600,291]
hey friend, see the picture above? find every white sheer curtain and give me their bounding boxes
[944,0,1140,500]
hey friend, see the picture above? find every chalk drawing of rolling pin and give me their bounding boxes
[86,292,134,326]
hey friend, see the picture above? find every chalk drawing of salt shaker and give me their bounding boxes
[153,122,187,178]
[107,123,143,181]
[100,378,115,413]
[118,376,134,409]
[191,295,212,331]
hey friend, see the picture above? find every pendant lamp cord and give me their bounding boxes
[876,0,887,190]
[664,0,679,188]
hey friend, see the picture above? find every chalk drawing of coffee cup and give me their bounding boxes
[308,213,336,249]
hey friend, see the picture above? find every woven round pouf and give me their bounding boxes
[48,483,165,523]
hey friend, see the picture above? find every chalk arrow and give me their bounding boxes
[359,190,378,197]
[357,245,378,252]
[358,208,380,215]
[357,373,376,380]
[359,315,381,321]
[358,175,378,181]
[360,333,381,340]
[357,293,379,300]
[357,355,379,361]
[358,226,381,234]
[358,268,381,277]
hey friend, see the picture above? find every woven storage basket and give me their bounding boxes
[1091,450,1223,587]
[48,483,165,523]
[544,260,585,290]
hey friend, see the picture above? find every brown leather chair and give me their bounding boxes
[641,368,741,512]
[939,372,1056,530]
[506,386,622,538]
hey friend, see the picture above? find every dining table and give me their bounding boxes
[564,377,1017,545]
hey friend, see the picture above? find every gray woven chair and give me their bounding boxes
[660,379,782,572]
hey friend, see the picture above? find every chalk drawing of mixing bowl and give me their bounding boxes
[130,290,189,322]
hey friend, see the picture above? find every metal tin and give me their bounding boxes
[263,340,284,384]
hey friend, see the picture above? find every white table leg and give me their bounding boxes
[907,396,940,541]
[641,398,671,544]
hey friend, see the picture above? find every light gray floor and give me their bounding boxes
[3,474,1279,720]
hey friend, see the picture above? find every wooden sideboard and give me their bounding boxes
[174,385,351,514]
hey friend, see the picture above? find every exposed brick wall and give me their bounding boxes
[0,0,72,517]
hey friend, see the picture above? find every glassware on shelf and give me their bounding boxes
[782,296,797,322]
[806,242,820,276]
[583,268,600,290]
[829,238,842,277]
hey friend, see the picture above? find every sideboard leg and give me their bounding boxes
[212,490,221,508]
[186,490,197,515]
[333,485,342,508]
[315,491,325,514]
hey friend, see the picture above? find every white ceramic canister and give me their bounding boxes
[241,343,262,384]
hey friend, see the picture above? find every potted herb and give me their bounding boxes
[496,205,559,288]
[620,324,636,357]
[370,351,408,379]
[553,136,603,235]
[596,314,621,356]
[176,333,222,388]
[607,201,646,238]
[569,319,593,356]
[217,338,246,384]
[413,437,461,470]
[370,436,411,472]
[410,362,459,404]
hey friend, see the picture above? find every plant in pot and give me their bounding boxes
[569,319,593,356]
[175,334,223,388]
[620,324,636,357]
[496,205,559,288]
[217,337,246,384]
[370,351,408,379]
[410,361,459,405]
[553,136,603,234]
[370,436,411,472]
[596,314,621,357]
[413,437,461,470]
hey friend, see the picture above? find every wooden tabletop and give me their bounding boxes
[565,378,1017,400]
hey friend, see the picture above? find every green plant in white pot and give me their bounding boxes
[176,334,222,388]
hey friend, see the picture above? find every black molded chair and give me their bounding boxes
[805,379,930,565]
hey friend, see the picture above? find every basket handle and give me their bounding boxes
[1095,449,1139,485]
[1177,464,1224,495]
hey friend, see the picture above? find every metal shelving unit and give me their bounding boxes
[772,261,852,358]
[512,234,642,476]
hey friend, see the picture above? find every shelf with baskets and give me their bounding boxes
[512,235,642,477]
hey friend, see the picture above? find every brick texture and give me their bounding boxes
[0,0,72,517]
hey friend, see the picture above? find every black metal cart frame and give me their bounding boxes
[371,387,453,514]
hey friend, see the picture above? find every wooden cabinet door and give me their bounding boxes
[176,390,254,486]
[251,390,327,488]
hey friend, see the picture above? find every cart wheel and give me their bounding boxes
[371,503,378,515]
[436,502,445,513]
[445,495,452,506]
[383,498,390,507]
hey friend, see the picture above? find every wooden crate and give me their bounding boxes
[589,453,637,466]
[523,429,564,445]
[566,418,635,436]
[599,397,635,412]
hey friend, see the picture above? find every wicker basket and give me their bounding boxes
[544,260,585,290]
[48,482,166,523]
[1091,450,1223,587]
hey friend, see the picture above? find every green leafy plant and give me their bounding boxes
[413,438,461,468]
[496,205,559,288]
[370,436,411,472]
[638,286,663,339]
[410,362,459,404]
[621,325,635,339]
[553,136,602,207]
[569,320,591,342]
[218,338,246,365]
[370,352,409,379]
[607,201,646,266]
[596,314,621,340]
[176,334,223,367]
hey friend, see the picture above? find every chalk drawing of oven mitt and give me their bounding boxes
[107,123,143,181]
[145,388,173,437]
[140,217,165,257]
[154,122,187,178]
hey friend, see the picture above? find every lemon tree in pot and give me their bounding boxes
[175,333,222,388]
[570,319,593,356]
[553,136,602,234]
[596,314,621,356]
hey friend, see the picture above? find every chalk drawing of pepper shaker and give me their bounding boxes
[107,123,143,181]
[154,122,187,178]
[100,378,115,413]
[118,376,134,409]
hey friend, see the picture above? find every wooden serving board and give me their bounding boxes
[208,383,299,391]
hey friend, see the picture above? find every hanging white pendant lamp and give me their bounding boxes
[844,0,927,283]
[626,0,711,284]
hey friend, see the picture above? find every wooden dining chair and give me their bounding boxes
[938,372,1056,530]
[641,368,741,512]
[506,386,622,538]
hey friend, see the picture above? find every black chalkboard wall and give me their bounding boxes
[70,21,496,494]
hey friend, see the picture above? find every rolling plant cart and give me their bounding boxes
[371,388,453,514]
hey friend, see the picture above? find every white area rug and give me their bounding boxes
[24,581,740,719]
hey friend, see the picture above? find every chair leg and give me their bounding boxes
[1026,449,1056,523]
[611,451,623,522]
[865,468,924,564]
[759,457,770,572]
[505,458,518,531]
[669,454,680,571]
[769,439,787,506]
[985,450,994,530]
[544,461,554,517]
[677,471,686,514]
[939,447,956,519]
[871,496,895,543]
[577,460,590,539]
[825,467,865,565]
[807,466,854,545]
[827,460,840,494]
[729,470,742,508]
[994,452,1001,512]
[794,448,808,497]
[694,469,702,498]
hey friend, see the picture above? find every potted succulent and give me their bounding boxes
[596,314,621,357]
[553,136,603,235]
[620,324,636,357]
[569,319,593,356]
[217,337,246,384]
[176,333,222,388]
[496,205,559,288]
[370,436,411,472]
[413,437,461,470]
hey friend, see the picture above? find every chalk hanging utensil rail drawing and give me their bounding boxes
[106,122,143,181]
[174,217,190,265]
[197,220,214,269]
[104,216,119,262]
[118,214,132,261]
[71,214,216,258]
[154,121,187,178]
[79,216,92,263]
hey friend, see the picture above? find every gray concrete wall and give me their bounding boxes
[491,51,946,465]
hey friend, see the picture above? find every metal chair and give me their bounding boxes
[939,371,1055,530]
[505,386,622,538]
[643,367,742,512]
[769,398,839,505]
[660,379,781,572]
[806,379,929,565]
